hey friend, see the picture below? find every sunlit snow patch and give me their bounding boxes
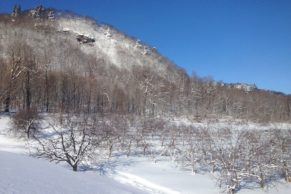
[115,172,180,194]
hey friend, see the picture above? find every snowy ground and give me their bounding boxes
[0,115,27,154]
[109,157,218,194]
[0,151,145,194]
[1,115,291,194]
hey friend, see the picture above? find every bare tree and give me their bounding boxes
[32,115,96,171]
[2,44,24,112]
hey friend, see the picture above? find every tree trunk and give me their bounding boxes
[72,164,78,172]
[108,144,113,158]
[45,70,49,112]
[4,95,10,112]
[4,81,12,112]
[283,161,289,182]
[26,71,31,111]
[259,172,265,188]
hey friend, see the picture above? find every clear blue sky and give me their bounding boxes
[1,0,291,94]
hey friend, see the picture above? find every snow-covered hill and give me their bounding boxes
[56,16,174,75]
[0,12,180,82]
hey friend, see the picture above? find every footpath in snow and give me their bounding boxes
[111,157,218,194]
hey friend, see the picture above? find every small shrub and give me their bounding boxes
[12,108,40,138]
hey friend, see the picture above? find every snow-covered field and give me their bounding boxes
[0,151,145,194]
[109,156,218,194]
[1,115,291,194]
[0,116,27,154]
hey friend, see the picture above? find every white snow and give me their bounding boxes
[108,156,291,194]
[111,157,218,194]
[56,17,168,75]
[0,115,27,153]
[116,172,180,194]
[57,18,125,68]
[0,151,145,194]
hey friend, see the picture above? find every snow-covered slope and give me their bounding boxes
[56,16,175,77]
[0,151,145,194]
[110,156,291,194]
[0,14,180,83]
[57,17,121,67]
[0,116,27,154]
[111,156,219,194]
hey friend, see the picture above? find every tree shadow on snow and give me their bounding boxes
[79,157,137,175]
